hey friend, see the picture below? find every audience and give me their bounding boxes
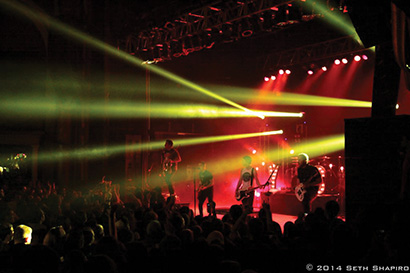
[0,182,408,273]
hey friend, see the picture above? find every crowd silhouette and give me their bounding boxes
[0,181,409,273]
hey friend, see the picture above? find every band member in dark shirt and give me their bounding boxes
[297,153,322,213]
[197,161,214,217]
[161,139,181,195]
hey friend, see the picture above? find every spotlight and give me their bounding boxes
[285,69,291,75]
[334,59,341,65]
[307,70,314,75]
[240,19,253,37]
[262,162,266,166]
[270,75,276,80]
[396,104,399,109]
[362,54,368,60]
[342,58,348,64]
[354,55,361,62]
[290,149,295,154]
[279,69,284,75]
[264,77,269,82]
[252,149,257,154]
[321,66,327,71]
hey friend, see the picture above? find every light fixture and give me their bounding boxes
[240,19,253,37]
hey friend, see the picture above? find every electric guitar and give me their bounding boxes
[235,182,270,201]
[163,158,174,174]
[295,172,320,202]
[196,185,212,193]
[235,166,279,201]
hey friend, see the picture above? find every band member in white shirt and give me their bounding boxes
[235,156,261,212]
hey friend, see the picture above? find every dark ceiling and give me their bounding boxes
[0,0,358,65]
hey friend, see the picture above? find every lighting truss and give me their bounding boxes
[263,35,367,69]
[126,0,347,62]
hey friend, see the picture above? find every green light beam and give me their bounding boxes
[153,85,372,107]
[297,1,363,46]
[36,130,283,163]
[200,134,345,177]
[0,95,303,119]
[0,0,263,119]
[268,134,345,161]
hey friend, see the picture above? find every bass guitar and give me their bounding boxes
[235,185,264,201]
[294,172,320,202]
[235,165,279,201]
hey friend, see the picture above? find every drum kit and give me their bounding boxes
[287,155,344,195]
[310,155,344,195]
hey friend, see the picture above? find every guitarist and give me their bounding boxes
[297,153,322,214]
[161,139,181,196]
[235,156,261,212]
[197,161,214,217]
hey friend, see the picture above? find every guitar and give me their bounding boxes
[235,166,279,201]
[163,158,174,174]
[295,183,306,202]
[235,184,267,201]
[294,172,320,202]
[196,185,212,193]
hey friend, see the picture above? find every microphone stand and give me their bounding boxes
[264,166,277,188]
[193,169,197,216]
